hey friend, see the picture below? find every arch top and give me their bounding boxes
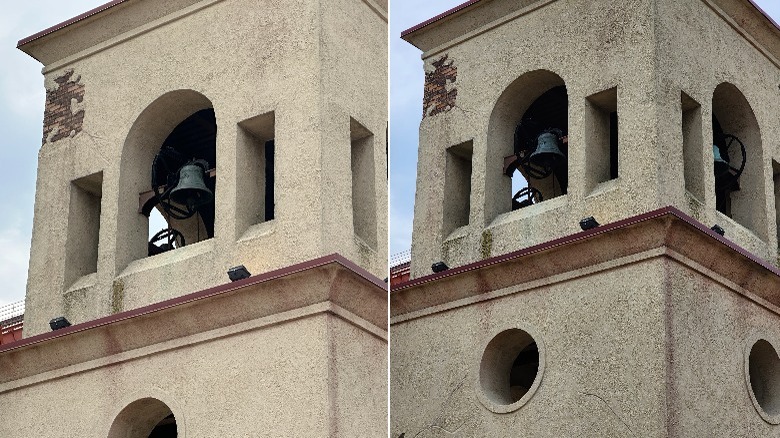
[108,397,184,438]
[489,69,567,126]
[125,89,215,148]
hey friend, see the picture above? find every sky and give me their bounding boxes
[1,1,780,306]
[0,1,109,308]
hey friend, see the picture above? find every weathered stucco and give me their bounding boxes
[404,0,780,279]
[391,209,780,436]
[5,0,388,435]
[0,258,388,437]
[19,0,387,337]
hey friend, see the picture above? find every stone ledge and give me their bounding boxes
[391,206,780,319]
[0,253,386,384]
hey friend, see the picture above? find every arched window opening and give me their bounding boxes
[487,70,568,221]
[108,398,179,438]
[712,114,742,215]
[141,108,217,256]
[504,86,568,210]
[149,414,177,438]
[711,83,765,238]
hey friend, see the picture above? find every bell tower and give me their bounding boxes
[1,0,387,436]
[392,0,780,436]
[17,0,387,337]
[403,0,780,280]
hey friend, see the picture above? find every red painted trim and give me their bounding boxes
[0,253,385,354]
[390,206,780,292]
[17,0,130,48]
[401,0,483,37]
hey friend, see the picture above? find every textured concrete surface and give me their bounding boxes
[391,210,780,436]
[18,0,387,337]
[403,0,780,279]
[0,258,387,437]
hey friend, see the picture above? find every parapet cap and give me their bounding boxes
[17,0,205,65]
[392,206,780,319]
[402,0,780,61]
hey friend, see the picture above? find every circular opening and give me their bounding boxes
[747,339,780,423]
[479,328,542,411]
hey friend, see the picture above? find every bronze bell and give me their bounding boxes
[713,144,730,177]
[529,131,565,169]
[170,160,213,210]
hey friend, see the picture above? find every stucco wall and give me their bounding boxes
[665,259,780,435]
[406,0,780,279]
[330,314,388,436]
[655,0,780,264]
[391,260,668,437]
[22,0,387,336]
[0,315,332,437]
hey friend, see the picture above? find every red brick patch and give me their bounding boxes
[43,70,85,144]
[423,55,457,118]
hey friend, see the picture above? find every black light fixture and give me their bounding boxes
[579,216,600,231]
[49,316,71,331]
[431,262,449,273]
[228,265,251,282]
[711,224,725,236]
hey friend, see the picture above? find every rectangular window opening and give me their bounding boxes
[351,117,377,249]
[443,140,473,237]
[263,140,275,221]
[682,92,704,201]
[237,111,275,236]
[773,160,780,249]
[65,172,103,289]
[585,87,618,191]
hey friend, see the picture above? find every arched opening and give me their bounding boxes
[487,70,568,221]
[117,90,217,270]
[108,398,179,438]
[711,83,766,238]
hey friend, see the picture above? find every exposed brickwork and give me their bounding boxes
[43,70,85,144]
[423,55,457,118]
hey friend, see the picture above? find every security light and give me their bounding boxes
[49,316,71,331]
[431,262,449,273]
[579,216,600,231]
[228,265,251,282]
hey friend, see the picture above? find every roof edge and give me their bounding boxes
[17,0,130,48]
[391,206,779,292]
[747,0,780,32]
[0,253,384,354]
[400,0,483,38]
[401,0,780,52]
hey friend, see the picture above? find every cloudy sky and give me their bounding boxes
[0,1,109,308]
[1,1,780,306]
